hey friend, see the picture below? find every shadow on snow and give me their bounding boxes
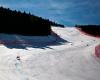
[0,32,68,50]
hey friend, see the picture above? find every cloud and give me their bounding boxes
[0,0,100,26]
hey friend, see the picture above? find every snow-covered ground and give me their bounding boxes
[0,27,100,80]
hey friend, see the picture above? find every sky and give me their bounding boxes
[0,0,100,26]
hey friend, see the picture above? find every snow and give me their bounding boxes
[0,26,100,80]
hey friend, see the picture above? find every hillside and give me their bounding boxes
[0,6,64,36]
[0,26,100,80]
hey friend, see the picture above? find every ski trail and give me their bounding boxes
[15,58,29,80]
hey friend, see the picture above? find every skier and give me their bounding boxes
[16,56,20,61]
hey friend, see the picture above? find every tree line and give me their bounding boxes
[75,24,100,36]
[0,6,64,36]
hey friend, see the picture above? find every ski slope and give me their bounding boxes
[0,27,100,80]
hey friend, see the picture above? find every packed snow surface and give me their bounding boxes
[0,27,100,80]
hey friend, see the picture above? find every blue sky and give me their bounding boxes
[0,0,100,26]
